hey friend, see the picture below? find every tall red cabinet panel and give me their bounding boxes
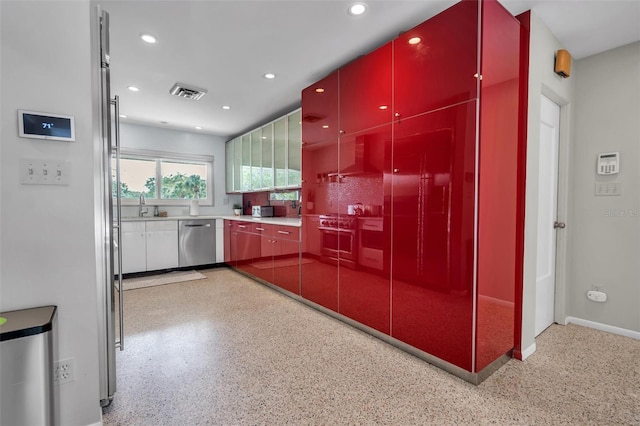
[394,0,479,119]
[339,42,393,135]
[391,102,477,370]
[475,0,522,372]
[302,71,339,145]
[301,136,339,312]
[301,72,340,311]
[337,124,392,334]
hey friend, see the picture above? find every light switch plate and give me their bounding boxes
[20,158,71,185]
[595,182,621,196]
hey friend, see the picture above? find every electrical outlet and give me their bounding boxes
[54,358,75,384]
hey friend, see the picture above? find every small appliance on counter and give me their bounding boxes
[252,205,274,218]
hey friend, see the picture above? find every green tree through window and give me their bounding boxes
[112,152,212,204]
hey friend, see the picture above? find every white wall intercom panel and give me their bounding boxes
[597,152,619,175]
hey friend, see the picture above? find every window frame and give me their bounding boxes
[115,148,215,206]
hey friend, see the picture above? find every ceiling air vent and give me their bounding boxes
[169,83,207,100]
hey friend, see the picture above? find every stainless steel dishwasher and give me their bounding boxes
[178,219,216,267]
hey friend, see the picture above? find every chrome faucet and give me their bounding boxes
[139,193,148,217]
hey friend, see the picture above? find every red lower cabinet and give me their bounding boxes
[233,222,259,276]
[228,222,301,295]
[250,223,277,284]
[224,220,232,264]
[271,226,301,294]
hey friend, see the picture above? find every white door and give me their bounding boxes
[535,95,561,336]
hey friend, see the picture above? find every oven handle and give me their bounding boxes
[318,226,356,234]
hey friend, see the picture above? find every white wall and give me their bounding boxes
[0,1,101,425]
[568,42,640,332]
[118,122,240,217]
[520,11,575,358]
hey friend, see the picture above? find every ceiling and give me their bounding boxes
[98,0,640,140]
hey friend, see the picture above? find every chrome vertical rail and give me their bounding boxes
[99,8,117,407]
[111,95,124,351]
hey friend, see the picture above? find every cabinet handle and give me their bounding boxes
[238,225,247,228]
[393,168,400,173]
[256,227,265,231]
[277,230,291,235]
[339,130,345,134]
[395,112,401,117]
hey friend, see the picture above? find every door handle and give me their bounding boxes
[554,221,566,229]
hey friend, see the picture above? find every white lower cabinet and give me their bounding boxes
[120,222,147,274]
[145,221,179,271]
[119,220,178,274]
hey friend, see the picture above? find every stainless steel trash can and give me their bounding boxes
[0,306,58,426]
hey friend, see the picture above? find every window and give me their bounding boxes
[269,190,299,201]
[113,149,214,206]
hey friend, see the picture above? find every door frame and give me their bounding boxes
[540,85,570,326]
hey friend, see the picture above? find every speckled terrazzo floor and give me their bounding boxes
[102,267,640,425]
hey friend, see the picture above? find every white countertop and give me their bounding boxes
[120,215,219,222]
[218,215,302,227]
[120,215,301,227]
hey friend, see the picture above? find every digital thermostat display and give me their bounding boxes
[18,110,75,141]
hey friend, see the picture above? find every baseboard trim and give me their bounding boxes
[564,316,640,340]
[520,342,536,360]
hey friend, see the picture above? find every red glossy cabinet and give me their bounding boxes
[394,0,479,120]
[475,0,522,372]
[271,226,301,294]
[227,221,301,295]
[391,102,476,370]
[339,42,393,135]
[301,136,340,312]
[298,0,526,379]
[337,125,391,334]
[301,71,339,146]
[224,220,232,264]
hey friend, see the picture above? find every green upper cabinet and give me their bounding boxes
[225,108,301,193]
[241,134,251,192]
[274,116,287,188]
[287,109,302,187]
[233,137,242,192]
[250,129,262,190]
[261,123,274,189]
[225,139,234,194]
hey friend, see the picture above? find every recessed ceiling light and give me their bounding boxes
[127,86,139,92]
[408,37,421,45]
[119,114,127,118]
[140,33,156,44]
[264,73,276,79]
[222,105,231,110]
[315,88,325,93]
[195,126,202,130]
[348,3,367,16]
